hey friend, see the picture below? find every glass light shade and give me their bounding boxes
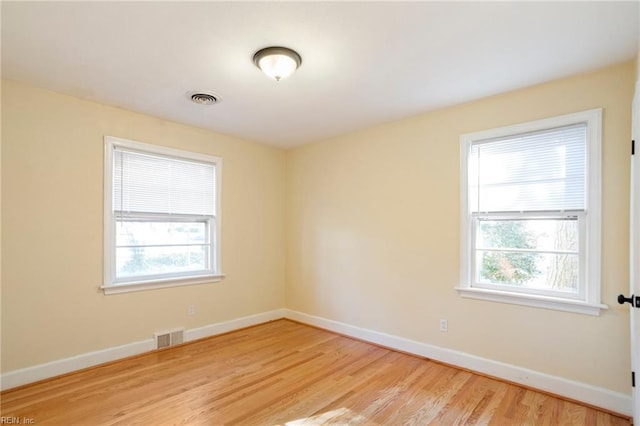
[253,47,302,81]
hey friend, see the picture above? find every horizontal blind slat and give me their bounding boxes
[469,123,586,213]
[114,147,215,216]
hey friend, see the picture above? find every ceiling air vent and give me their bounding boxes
[189,91,220,105]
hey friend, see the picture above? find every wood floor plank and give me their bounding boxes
[0,319,630,425]
[232,342,389,425]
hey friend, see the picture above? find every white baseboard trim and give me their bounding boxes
[0,339,155,392]
[283,309,632,417]
[185,309,286,342]
[1,309,286,391]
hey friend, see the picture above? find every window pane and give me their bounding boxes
[477,219,578,252]
[116,245,209,279]
[476,251,578,293]
[116,221,207,246]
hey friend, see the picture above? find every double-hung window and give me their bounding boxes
[103,136,223,294]
[458,109,606,315]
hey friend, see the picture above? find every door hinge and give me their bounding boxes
[633,371,635,388]
[633,139,635,156]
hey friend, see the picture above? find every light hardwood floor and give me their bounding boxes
[0,319,630,425]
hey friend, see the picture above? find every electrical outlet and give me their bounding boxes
[439,319,448,332]
[187,304,196,316]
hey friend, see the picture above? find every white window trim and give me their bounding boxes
[102,136,224,295]
[457,109,607,316]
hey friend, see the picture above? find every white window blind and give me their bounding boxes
[469,123,587,213]
[113,148,216,216]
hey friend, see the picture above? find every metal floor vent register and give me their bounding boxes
[154,328,184,349]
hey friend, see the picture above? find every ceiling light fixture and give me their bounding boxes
[253,46,302,81]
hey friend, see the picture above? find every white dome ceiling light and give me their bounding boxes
[253,46,302,82]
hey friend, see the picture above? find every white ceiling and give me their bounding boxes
[2,1,638,148]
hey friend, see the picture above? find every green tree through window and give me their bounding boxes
[479,221,540,285]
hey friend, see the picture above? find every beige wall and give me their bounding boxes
[1,80,286,372]
[286,61,635,394]
[1,60,635,396]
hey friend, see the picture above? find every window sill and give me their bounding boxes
[102,274,225,295]
[455,286,608,316]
